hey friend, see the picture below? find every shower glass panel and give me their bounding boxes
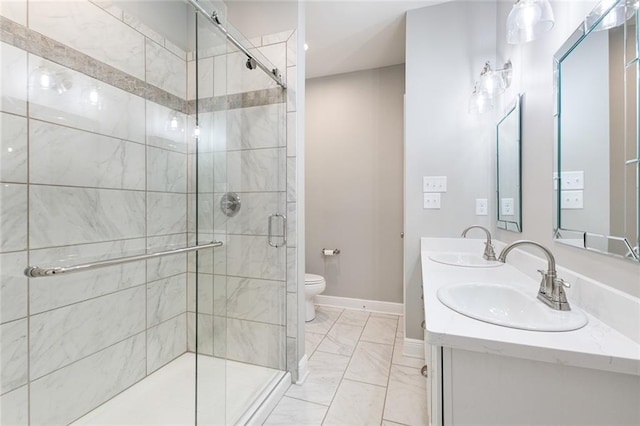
[0,0,199,423]
[192,4,288,424]
[0,0,288,423]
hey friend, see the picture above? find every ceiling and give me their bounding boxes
[115,0,450,80]
[227,0,449,79]
[304,1,446,78]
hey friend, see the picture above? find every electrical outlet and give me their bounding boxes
[424,193,441,209]
[561,171,584,190]
[501,198,514,216]
[476,198,488,215]
[561,190,583,209]
[423,176,447,193]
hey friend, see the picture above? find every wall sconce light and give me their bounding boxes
[506,0,555,44]
[469,60,512,114]
[586,0,638,31]
[478,60,512,98]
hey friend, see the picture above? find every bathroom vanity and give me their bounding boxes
[421,238,640,425]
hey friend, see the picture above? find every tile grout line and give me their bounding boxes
[29,329,147,384]
[319,308,368,425]
[278,309,404,425]
[25,34,31,424]
[380,317,400,425]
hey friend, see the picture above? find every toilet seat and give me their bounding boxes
[305,273,325,285]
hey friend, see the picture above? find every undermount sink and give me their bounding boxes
[428,253,504,268]
[437,282,588,332]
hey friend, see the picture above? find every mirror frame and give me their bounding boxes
[553,0,640,262]
[497,93,523,232]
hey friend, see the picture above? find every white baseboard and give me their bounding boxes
[296,354,310,384]
[403,338,424,358]
[244,372,291,425]
[314,295,403,315]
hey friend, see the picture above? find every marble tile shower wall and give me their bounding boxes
[185,29,299,380]
[0,1,191,424]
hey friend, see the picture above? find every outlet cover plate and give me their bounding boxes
[476,198,488,215]
[424,193,441,209]
[561,190,584,209]
[501,198,514,216]
[561,171,584,190]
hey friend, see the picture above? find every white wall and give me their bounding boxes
[296,0,307,378]
[558,26,610,236]
[306,65,405,304]
[494,0,640,297]
[406,0,639,341]
[404,1,497,339]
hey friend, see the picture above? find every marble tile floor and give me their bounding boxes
[264,306,428,426]
[72,353,283,425]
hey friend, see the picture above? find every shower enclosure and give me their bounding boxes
[0,0,300,423]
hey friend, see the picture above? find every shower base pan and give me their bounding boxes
[72,353,287,425]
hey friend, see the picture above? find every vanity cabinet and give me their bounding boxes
[420,237,640,425]
[424,339,442,426]
[423,340,640,425]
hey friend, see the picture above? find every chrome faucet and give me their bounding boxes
[461,225,497,261]
[498,240,572,311]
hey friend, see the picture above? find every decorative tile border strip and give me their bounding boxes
[1,16,187,112]
[0,16,285,114]
[189,87,285,114]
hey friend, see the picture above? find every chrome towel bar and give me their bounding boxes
[24,241,223,278]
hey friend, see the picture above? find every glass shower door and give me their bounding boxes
[191,4,288,424]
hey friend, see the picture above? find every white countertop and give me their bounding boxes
[421,238,640,376]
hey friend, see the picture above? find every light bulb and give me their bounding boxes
[170,116,178,130]
[484,73,495,95]
[89,89,99,105]
[7,147,13,153]
[599,12,618,28]
[304,43,309,51]
[40,73,51,89]
[587,0,636,31]
[517,2,542,29]
[468,83,494,114]
[507,0,554,44]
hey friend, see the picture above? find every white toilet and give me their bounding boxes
[304,273,326,322]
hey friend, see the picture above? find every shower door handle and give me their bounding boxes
[268,213,287,248]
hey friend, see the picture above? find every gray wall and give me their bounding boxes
[305,65,405,303]
[404,2,497,339]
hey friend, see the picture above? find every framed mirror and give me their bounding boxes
[553,0,639,262]
[497,94,523,232]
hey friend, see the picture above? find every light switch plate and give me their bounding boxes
[501,198,514,216]
[423,176,447,193]
[424,193,441,209]
[476,198,488,215]
[561,190,584,209]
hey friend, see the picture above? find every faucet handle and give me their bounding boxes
[555,277,571,288]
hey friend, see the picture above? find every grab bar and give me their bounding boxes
[24,241,223,278]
